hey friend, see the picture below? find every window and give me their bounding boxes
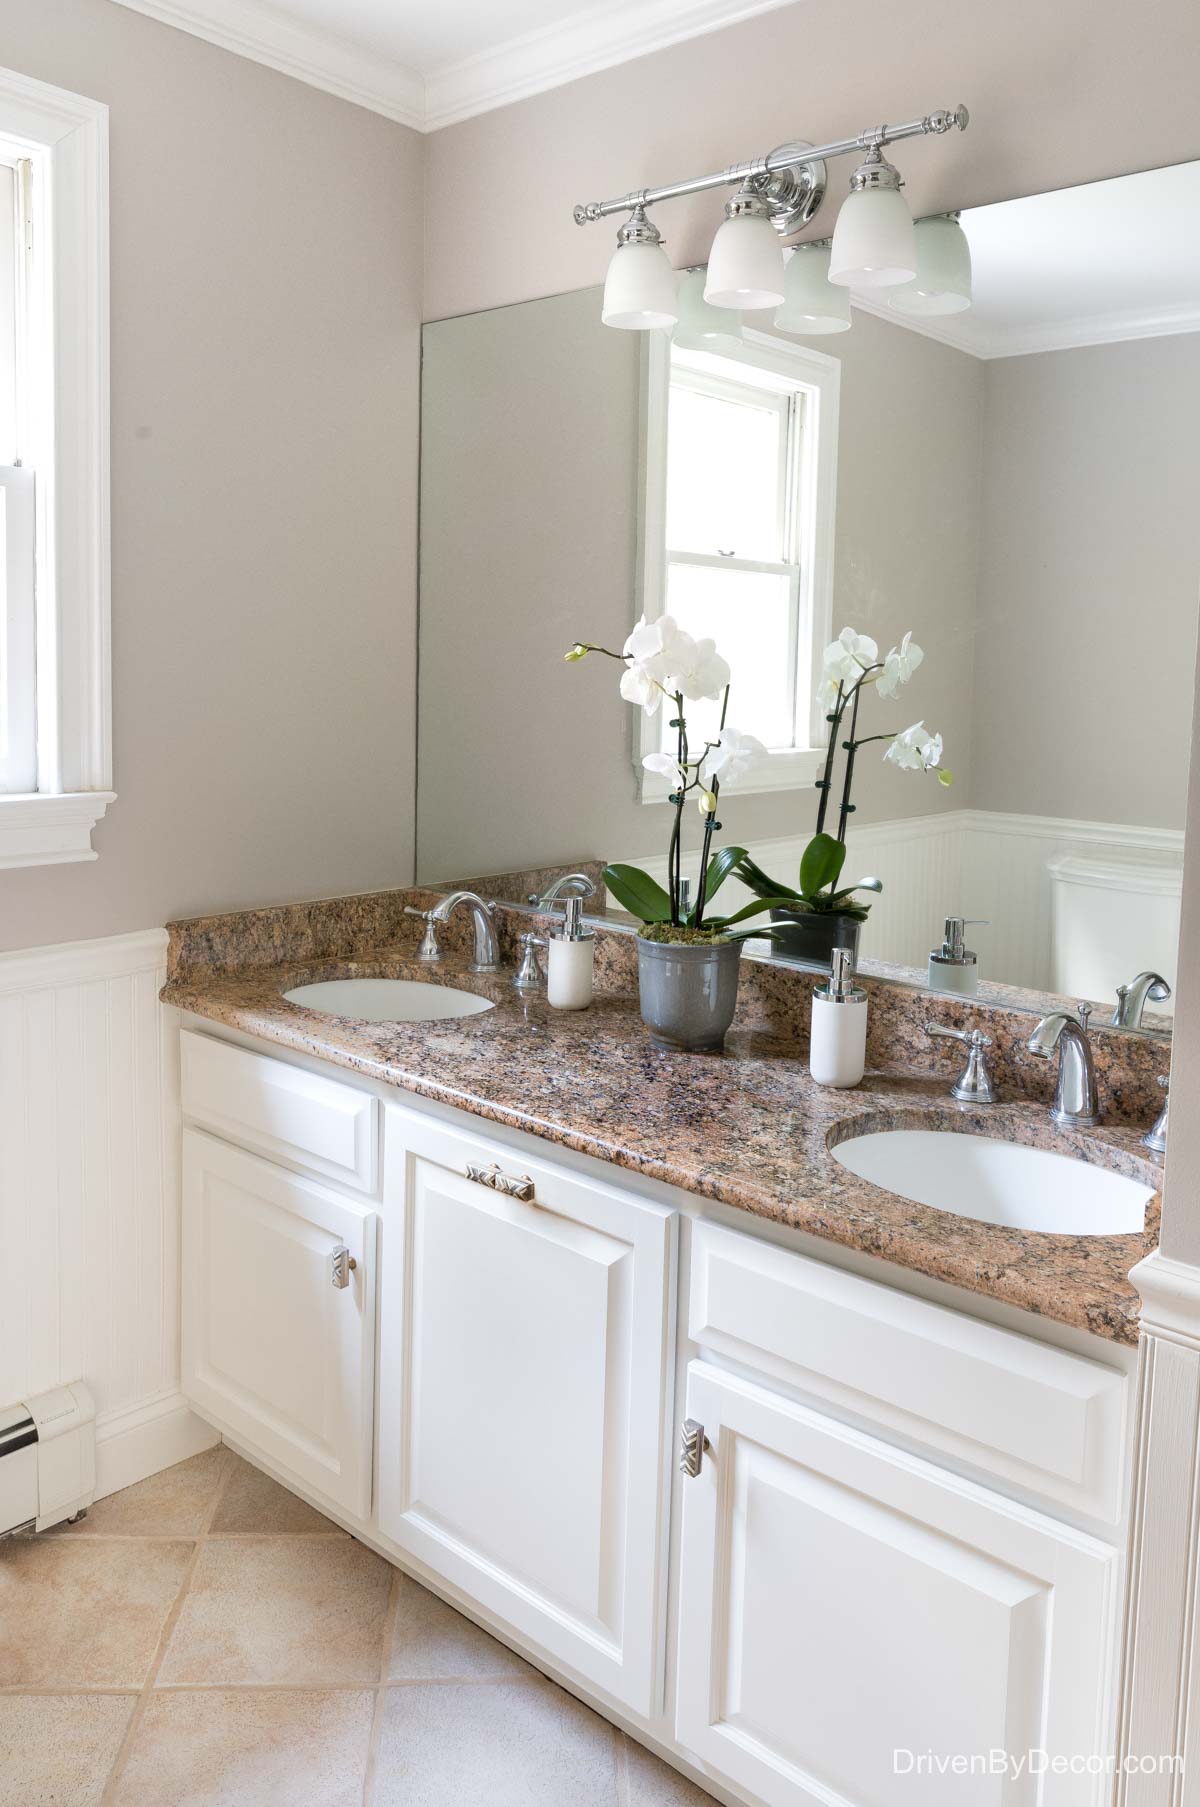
[636,331,838,801]
[0,68,110,869]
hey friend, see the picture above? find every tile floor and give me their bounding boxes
[0,1447,719,1805]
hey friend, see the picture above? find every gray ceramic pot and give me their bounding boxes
[636,935,743,1053]
[767,907,861,972]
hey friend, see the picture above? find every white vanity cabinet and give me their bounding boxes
[376,1102,676,1716]
[181,1128,377,1517]
[176,1025,1132,1807]
[675,1363,1117,1807]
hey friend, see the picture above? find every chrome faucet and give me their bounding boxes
[429,891,501,973]
[529,872,597,909]
[924,1022,997,1102]
[1112,971,1171,1028]
[1028,1002,1101,1127]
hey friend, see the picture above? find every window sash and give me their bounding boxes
[667,366,792,564]
[0,461,36,792]
[660,553,803,758]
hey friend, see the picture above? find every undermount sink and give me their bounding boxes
[830,1128,1153,1236]
[283,978,494,1024]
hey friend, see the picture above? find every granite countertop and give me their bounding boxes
[162,947,1160,1346]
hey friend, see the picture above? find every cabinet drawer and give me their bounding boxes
[689,1220,1127,1521]
[181,1029,378,1193]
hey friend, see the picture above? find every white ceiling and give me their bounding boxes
[878,160,1200,359]
[109,0,798,130]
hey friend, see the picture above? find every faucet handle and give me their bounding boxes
[1077,1001,1093,1036]
[924,1021,997,1104]
[512,932,547,993]
[403,905,441,964]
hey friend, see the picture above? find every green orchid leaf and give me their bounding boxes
[729,852,803,901]
[709,895,809,930]
[799,832,847,899]
[704,845,748,902]
[601,863,673,924]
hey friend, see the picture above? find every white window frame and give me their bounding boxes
[0,67,110,869]
[635,327,839,804]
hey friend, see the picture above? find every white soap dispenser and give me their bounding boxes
[809,947,867,1088]
[928,916,987,997]
[547,895,595,1010]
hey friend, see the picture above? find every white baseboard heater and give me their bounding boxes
[0,1382,96,1536]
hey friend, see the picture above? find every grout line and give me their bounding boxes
[362,1567,404,1806]
[615,1728,631,1807]
[49,1529,351,1542]
[98,1447,235,1805]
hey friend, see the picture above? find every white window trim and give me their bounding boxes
[0,67,111,870]
[634,327,839,805]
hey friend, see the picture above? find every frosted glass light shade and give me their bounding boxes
[775,244,851,334]
[828,186,916,289]
[673,268,743,350]
[888,215,972,315]
[602,242,679,329]
[704,213,785,311]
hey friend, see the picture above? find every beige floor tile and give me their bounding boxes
[374,1679,617,1806]
[0,1693,136,1806]
[386,1577,532,1680]
[51,1447,227,1539]
[210,1454,345,1536]
[157,1535,393,1685]
[0,1537,193,1688]
[109,1687,374,1806]
[625,1736,721,1804]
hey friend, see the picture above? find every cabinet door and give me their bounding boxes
[675,1364,1119,1807]
[182,1128,376,1517]
[378,1106,675,1715]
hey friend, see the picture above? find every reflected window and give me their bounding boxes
[637,334,838,800]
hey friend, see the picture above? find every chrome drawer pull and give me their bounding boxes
[680,1418,711,1479]
[465,1161,536,1204]
[330,1245,357,1289]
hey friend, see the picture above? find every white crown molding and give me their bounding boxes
[108,0,800,132]
[422,0,799,131]
[106,0,425,128]
[855,292,1200,361]
[0,924,166,990]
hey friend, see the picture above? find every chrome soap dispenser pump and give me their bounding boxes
[809,947,868,1088]
[928,916,987,997]
[546,894,595,1010]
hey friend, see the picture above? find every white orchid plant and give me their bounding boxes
[723,626,951,922]
[566,614,778,941]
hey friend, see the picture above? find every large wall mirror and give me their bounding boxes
[416,161,1200,1035]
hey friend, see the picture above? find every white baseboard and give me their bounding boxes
[94,1390,220,1500]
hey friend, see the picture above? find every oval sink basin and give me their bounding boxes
[283,978,494,1024]
[830,1129,1153,1236]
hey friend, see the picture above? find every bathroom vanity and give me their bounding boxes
[164,890,1156,1807]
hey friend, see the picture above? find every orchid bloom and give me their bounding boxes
[621,613,730,712]
[817,627,879,710]
[883,720,944,772]
[642,751,689,794]
[702,726,767,790]
[875,631,924,699]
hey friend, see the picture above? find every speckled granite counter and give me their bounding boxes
[162,890,1161,1347]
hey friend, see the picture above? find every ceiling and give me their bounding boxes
[876,160,1200,359]
[109,0,798,130]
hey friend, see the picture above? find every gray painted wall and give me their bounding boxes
[972,334,1200,826]
[0,0,424,952]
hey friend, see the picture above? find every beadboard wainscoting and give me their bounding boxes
[0,929,218,1498]
[617,809,1183,997]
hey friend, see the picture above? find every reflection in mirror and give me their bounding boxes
[417,162,1200,1035]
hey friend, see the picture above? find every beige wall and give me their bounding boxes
[972,334,1200,827]
[416,296,981,881]
[0,0,423,953]
[423,0,1200,322]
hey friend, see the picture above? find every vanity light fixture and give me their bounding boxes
[575,105,968,331]
[600,204,679,330]
[887,212,973,315]
[827,145,917,288]
[775,240,851,334]
[704,181,787,310]
[673,268,743,351]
